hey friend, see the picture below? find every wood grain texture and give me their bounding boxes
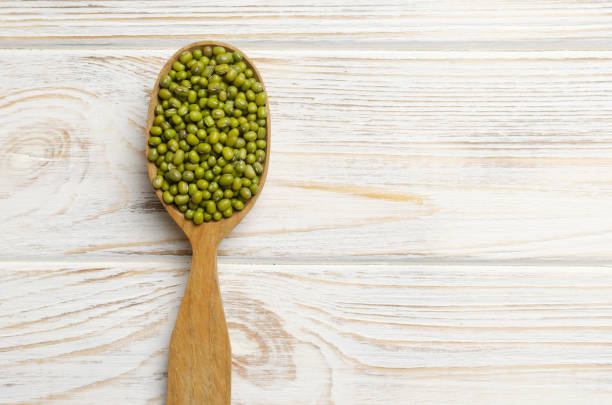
[1,261,612,405]
[1,0,612,50]
[167,242,231,405]
[2,49,612,261]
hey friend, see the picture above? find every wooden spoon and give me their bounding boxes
[144,41,270,405]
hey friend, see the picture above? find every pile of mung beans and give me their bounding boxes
[147,45,267,225]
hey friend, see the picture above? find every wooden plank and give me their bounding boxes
[2,49,612,261]
[0,1,611,49]
[1,261,612,404]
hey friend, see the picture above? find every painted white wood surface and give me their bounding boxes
[3,262,612,405]
[1,1,612,404]
[2,49,612,261]
[1,0,612,49]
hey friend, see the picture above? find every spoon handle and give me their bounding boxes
[167,242,231,405]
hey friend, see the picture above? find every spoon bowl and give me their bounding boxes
[145,41,270,405]
[146,41,271,241]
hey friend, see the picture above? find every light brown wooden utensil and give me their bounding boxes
[144,41,270,405]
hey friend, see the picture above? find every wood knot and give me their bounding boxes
[225,292,296,386]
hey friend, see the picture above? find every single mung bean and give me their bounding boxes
[189,150,200,163]
[235,98,248,110]
[187,110,200,122]
[182,170,195,182]
[185,124,196,134]
[178,181,189,195]
[217,117,231,128]
[244,131,257,141]
[193,211,204,224]
[243,165,256,179]
[239,187,252,199]
[256,150,265,162]
[255,92,267,106]
[150,137,163,147]
[197,179,209,190]
[211,188,223,201]
[175,194,190,205]
[152,175,164,189]
[179,51,193,64]
[217,198,231,211]
[171,115,183,126]
[150,126,162,136]
[208,181,219,192]
[257,106,266,118]
[222,146,234,161]
[203,65,215,78]
[191,190,203,204]
[178,140,190,151]
[219,174,234,186]
[167,139,179,152]
[159,88,172,100]
[172,149,184,165]
[196,143,211,155]
[229,177,241,191]
[185,134,198,146]
[166,169,182,182]
[234,160,246,173]
[163,191,174,203]
[222,164,234,175]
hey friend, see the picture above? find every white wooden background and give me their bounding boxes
[1,1,612,404]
